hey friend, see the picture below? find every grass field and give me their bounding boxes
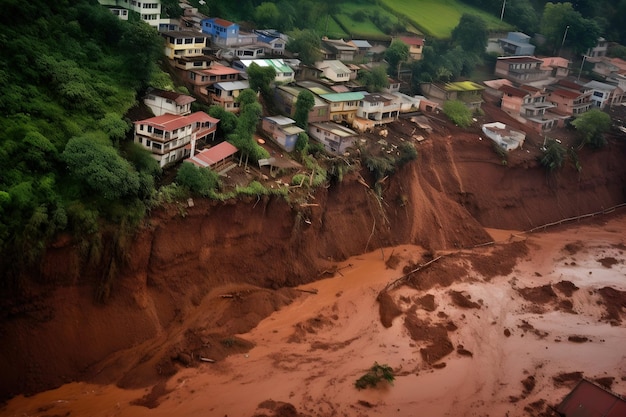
[315,15,350,39]
[379,0,511,38]
[333,3,400,40]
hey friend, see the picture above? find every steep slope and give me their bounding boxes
[0,123,625,400]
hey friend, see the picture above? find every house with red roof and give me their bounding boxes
[547,79,592,116]
[498,84,563,132]
[186,141,238,171]
[187,63,242,98]
[398,36,424,61]
[134,112,219,167]
[143,88,195,117]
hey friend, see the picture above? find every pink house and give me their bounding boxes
[547,80,592,116]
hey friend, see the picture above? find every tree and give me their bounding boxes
[99,113,129,143]
[175,162,220,196]
[442,100,472,128]
[293,90,315,129]
[539,138,567,171]
[247,62,276,102]
[286,29,322,66]
[571,109,611,149]
[208,105,238,136]
[358,65,389,93]
[451,14,487,55]
[61,133,140,200]
[540,2,601,55]
[384,40,409,77]
[254,2,281,29]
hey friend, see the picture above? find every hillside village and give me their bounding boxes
[98,0,626,194]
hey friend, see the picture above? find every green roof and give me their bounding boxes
[444,81,485,92]
[319,92,365,102]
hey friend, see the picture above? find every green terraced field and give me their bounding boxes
[380,0,511,38]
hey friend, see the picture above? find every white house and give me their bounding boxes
[481,122,525,151]
[144,89,195,117]
[584,80,624,109]
[308,122,359,154]
[315,60,351,83]
[233,59,295,84]
[97,0,163,28]
[134,112,219,167]
[356,93,401,124]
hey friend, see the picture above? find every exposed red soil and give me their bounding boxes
[1,107,625,408]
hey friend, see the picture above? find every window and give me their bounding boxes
[184,38,193,44]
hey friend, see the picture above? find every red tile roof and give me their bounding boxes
[498,56,543,63]
[135,112,217,132]
[500,84,529,98]
[211,18,235,28]
[202,64,241,76]
[188,142,238,167]
[398,36,424,46]
[550,88,582,100]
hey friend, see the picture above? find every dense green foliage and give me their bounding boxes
[385,40,410,77]
[355,362,395,390]
[451,14,488,55]
[358,65,390,93]
[539,138,567,171]
[540,2,601,55]
[571,109,611,149]
[442,100,473,128]
[293,91,316,130]
[0,0,164,276]
[175,163,221,196]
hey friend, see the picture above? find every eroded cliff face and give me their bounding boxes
[1,130,624,400]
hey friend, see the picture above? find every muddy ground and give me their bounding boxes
[1,105,626,416]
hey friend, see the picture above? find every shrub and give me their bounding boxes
[175,162,220,196]
[355,362,395,390]
[442,100,472,128]
[539,138,566,172]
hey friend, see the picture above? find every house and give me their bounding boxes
[210,80,250,113]
[104,6,128,20]
[498,32,535,56]
[498,84,562,132]
[390,92,421,113]
[556,379,626,417]
[254,29,288,56]
[494,56,550,83]
[161,31,208,60]
[356,93,401,125]
[172,55,216,71]
[274,85,330,123]
[315,60,352,83]
[134,112,219,167]
[319,91,365,124]
[186,141,238,171]
[179,5,207,32]
[188,64,241,98]
[261,116,304,152]
[349,40,373,58]
[481,122,525,151]
[144,88,195,116]
[97,0,162,27]
[585,37,608,61]
[233,59,295,84]
[547,79,592,116]
[201,17,240,46]
[398,36,425,61]
[420,81,484,110]
[584,80,624,109]
[591,57,626,79]
[541,56,570,78]
[308,122,359,154]
[322,38,357,62]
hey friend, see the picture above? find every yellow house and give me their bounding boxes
[161,31,208,60]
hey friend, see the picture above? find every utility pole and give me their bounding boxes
[500,0,506,21]
[558,25,569,57]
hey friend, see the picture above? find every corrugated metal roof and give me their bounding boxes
[320,92,365,102]
[557,379,626,417]
[214,80,249,91]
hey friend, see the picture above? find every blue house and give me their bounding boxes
[498,32,535,56]
[201,18,239,47]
